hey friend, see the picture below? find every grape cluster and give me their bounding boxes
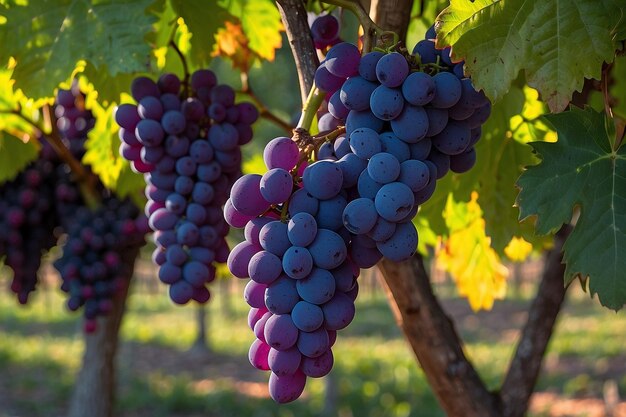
[226,137,360,403]
[115,70,258,304]
[54,198,148,332]
[312,35,490,266]
[0,158,59,303]
[226,26,491,403]
[309,13,341,50]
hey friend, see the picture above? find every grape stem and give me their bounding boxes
[168,21,190,97]
[0,105,101,209]
[320,0,385,53]
[239,72,294,133]
[296,84,325,132]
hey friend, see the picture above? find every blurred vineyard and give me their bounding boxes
[1,250,625,417]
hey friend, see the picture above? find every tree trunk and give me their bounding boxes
[369,0,413,42]
[377,256,503,417]
[67,247,139,417]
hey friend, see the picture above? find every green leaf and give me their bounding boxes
[172,0,231,67]
[437,0,625,112]
[0,133,39,183]
[221,0,283,62]
[0,0,156,99]
[517,107,626,309]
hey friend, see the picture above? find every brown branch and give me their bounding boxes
[276,0,320,104]
[377,256,502,417]
[369,0,413,43]
[500,227,570,417]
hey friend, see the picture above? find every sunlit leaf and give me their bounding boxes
[436,192,508,311]
[0,0,156,99]
[436,0,625,112]
[504,236,533,262]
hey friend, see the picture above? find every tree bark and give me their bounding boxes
[67,247,139,417]
[500,227,569,417]
[369,0,413,42]
[377,256,503,417]
[275,0,319,104]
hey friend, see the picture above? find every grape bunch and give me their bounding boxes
[225,136,360,403]
[54,83,96,158]
[54,198,148,332]
[114,70,258,304]
[226,25,491,403]
[0,158,59,303]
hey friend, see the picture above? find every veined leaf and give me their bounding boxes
[0,0,156,99]
[436,0,625,112]
[517,107,626,309]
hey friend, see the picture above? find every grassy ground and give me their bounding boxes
[0,265,625,417]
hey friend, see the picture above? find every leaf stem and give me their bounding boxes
[168,21,190,96]
[320,0,385,53]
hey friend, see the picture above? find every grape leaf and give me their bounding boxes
[517,107,626,309]
[437,193,508,311]
[220,0,284,62]
[171,0,232,67]
[0,133,39,184]
[436,0,625,112]
[0,0,156,99]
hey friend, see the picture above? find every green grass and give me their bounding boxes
[0,274,624,417]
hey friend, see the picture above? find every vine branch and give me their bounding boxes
[275,0,320,104]
[321,0,385,53]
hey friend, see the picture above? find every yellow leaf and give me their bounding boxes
[212,21,256,73]
[437,194,508,311]
[504,236,533,262]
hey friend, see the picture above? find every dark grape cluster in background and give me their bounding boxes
[115,69,258,305]
[309,13,341,50]
[54,198,148,332]
[0,85,149,333]
[225,24,491,403]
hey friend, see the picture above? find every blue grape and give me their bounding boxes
[398,159,430,192]
[259,221,291,257]
[302,160,343,200]
[379,132,410,162]
[349,127,381,159]
[413,39,437,63]
[342,198,377,234]
[430,72,462,108]
[325,42,360,78]
[282,246,313,279]
[432,121,471,155]
[322,292,355,330]
[345,109,384,136]
[391,105,429,143]
[300,349,333,378]
[450,147,476,173]
[268,347,302,376]
[402,72,435,106]
[374,182,415,222]
[291,301,324,332]
[375,52,409,88]
[340,76,378,111]
[370,85,404,120]
[265,275,300,314]
[288,188,319,217]
[316,194,346,231]
[367,152,401,184]
[376,221,418,261]
[296,328,329,358]
[248,250,283,285]
[264,314,299,351]
[260,168,293,204]
[307,229,346,269]
[358,51,385,81]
